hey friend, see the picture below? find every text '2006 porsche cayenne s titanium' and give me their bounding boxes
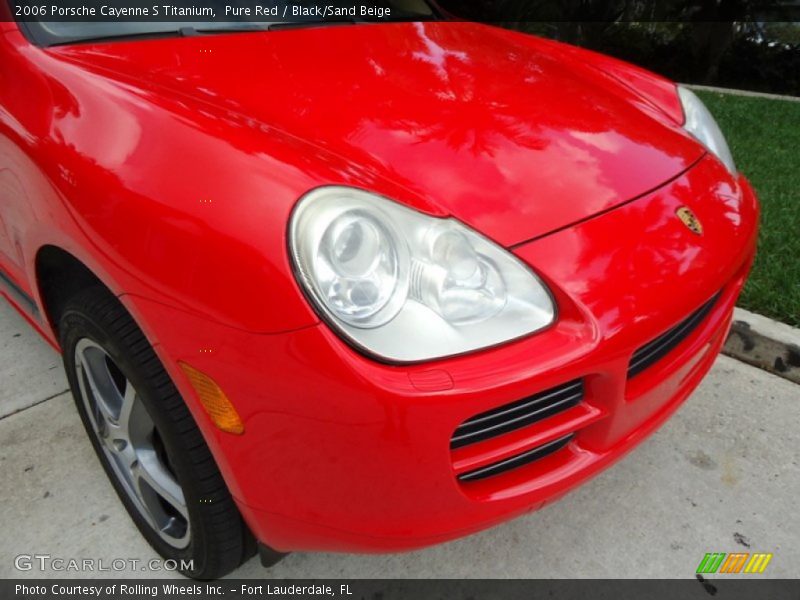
[0,2,758,579]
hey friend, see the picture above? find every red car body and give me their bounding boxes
[0,19,758,553]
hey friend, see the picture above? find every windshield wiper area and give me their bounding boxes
[49,26,205,46]
[50,25,278,46]
[45,14,430,47]
[266,18,364,31]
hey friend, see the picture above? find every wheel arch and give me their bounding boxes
[30,243,257,514]
[34,245,113,340]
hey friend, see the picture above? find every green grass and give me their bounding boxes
[696,90,800,327]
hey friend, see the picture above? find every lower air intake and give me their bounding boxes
[628,293,720,379]
[450,379,583,449]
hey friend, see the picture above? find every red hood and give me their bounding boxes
[50,22,704,246]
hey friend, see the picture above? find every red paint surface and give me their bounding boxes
[0,20,758,552]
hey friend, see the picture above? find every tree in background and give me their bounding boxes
[437,0,800,94]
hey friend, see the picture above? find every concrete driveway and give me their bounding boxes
[1,298,798,579]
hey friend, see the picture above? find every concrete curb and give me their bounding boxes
[684,83,800,103]
[723,308,800,384]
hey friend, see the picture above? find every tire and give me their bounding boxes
[59,286,259,579]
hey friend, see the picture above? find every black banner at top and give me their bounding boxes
[5,0,800,23]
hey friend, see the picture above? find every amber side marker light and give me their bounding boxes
[178,361,244,434]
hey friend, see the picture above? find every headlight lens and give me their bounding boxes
[290,187,555,362]
[678,86,736,174]
[318,210,405,326]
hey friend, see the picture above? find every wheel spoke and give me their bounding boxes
[117,380,137,434]
[79,349,119,426]
[134,449,188,520]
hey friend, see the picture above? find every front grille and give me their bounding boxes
[451,379,583,449]
[457,434,574,482]
[628,293,721,379]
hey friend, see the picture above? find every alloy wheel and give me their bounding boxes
[74,338,191,549]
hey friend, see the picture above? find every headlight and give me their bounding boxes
[678,86,736,174]
[290,187,556,362]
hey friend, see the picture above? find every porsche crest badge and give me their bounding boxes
[676,206,703,235]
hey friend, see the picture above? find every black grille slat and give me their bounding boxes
[628,293,720,379]
[457,434,574,482]
[451,380,583,449]
[630,309,706,371]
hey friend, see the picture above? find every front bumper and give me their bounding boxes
[127,155,759,553]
